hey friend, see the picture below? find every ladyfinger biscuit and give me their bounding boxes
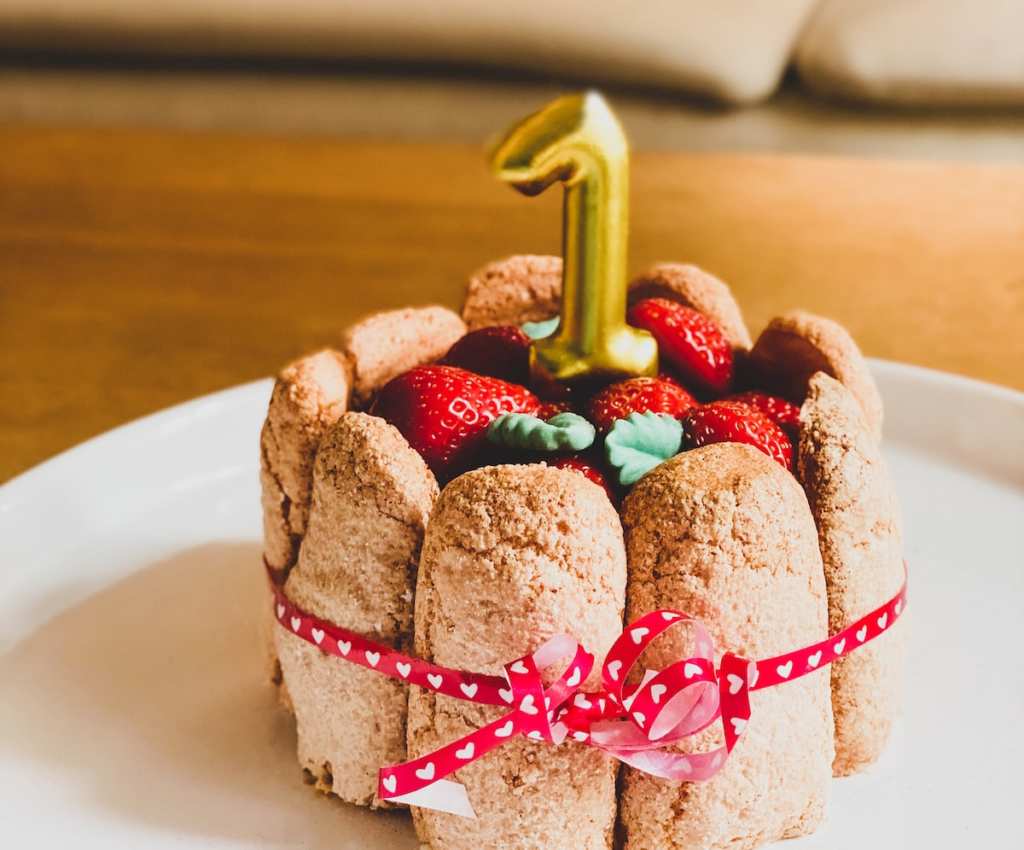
[628,263,753,351]
[260,349,351,703]
[461,255,563,330]
[341,306,466,407]
[275,412,438,806]
[260,349,351,571]
[619,444,833,850]
[408,464,626,850]
[748,311,883,439]
[798,373,905,776]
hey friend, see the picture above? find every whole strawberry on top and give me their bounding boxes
[627,298,733,396]
[681,399,793,469]
[727,390,801,442]
[586,376,698,433]
[442,325,531,385]
[372,364,540,478]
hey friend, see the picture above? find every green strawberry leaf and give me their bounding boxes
[520,316,560,341]
[487,411,596,452]
[604,412,683,486]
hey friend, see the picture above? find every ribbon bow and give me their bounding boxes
[267,566,907,819]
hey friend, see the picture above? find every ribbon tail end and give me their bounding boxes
[390,780,477,819]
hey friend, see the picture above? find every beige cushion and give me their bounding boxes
[1,0,818,104]
[797,0,1024,106]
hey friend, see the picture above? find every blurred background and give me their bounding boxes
[2,0,1023,157]
[2,0,1023,482]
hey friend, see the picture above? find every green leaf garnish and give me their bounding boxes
[520,316,560,341]
[487,411,596,452]
[604,412,683,486]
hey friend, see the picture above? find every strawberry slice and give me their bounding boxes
[550,455,618,504]
[442,325,531,385]
[372,365,539,478]
[681,400,793,469]
[727,391,801,442]
[586,376,698,433]
[627,298,733,396]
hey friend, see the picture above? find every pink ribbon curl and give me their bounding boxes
[267,564,907,818]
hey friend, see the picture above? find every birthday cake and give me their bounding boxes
[259,94,905,850]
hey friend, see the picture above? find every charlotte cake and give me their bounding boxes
[259,255,904,849]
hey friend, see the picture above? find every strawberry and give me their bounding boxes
[627,298,733,396]
[442,325,531,385]
[536,399,575,420]
[586,376,698,433]
[681,400,793,469]
[727,391,801,442]
[550,455,617,504]
[372,365,539,478]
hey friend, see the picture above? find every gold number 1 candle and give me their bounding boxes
[490,91,658,385]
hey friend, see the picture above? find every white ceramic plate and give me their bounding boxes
[1,361,1021,849]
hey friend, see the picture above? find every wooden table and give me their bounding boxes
[2,127,1022,482]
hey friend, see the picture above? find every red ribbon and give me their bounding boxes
[268,565,907,818]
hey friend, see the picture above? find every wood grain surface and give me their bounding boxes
[1,127,1022,482]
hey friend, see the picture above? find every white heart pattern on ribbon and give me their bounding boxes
[776,660,793,679]
[275,603,285,620]
[519,694,539,715]
[290,617,301,633]
[498,688,514,704]
[565,667,582,688]
[807,650,822,669]
[459,682,478,699]
[415,762,436,781]
[510,660,529,675]
[365,651,380,667]
[833,638,846,655]
[574,694,592,710]
[494,720,515,738]
[455,742,475,760]
[631,627,650,645]
[877,613,888,630]
[683,662,702,679]
[427,673,443,689]
[856,626,868,643]
[396,662,411,679]
[607,660,623,681]
[650,683,667,704]
[382,775,397,794]
[311,628,325,646]
[337,639,351,656]
[727,673,744,695]
[730,717,747,735]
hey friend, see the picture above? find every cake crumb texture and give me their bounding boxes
[628,263,753,351]
[619,444,833,850]
[342,306,466,407]
[747,311,883,439]
[461,255,563,330]
[799,373,905,776]
[409,464,627,850]
[277,412,438,807]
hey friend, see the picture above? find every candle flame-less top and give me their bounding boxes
[490,92,657,386]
